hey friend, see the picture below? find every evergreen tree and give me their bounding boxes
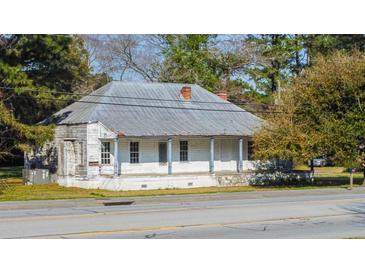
[0,34,106,161]
[158,34,223,91]
[305,34,365,64]
[246,34,306,95]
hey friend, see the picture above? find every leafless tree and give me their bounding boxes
[82,35,164,81]
[82,34,263,91]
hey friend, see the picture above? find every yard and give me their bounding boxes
[0,166,23,179]
[0,166,363,202]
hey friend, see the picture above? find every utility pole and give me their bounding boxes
[348,167,356,190]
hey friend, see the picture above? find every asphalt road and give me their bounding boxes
[1,188,365,239]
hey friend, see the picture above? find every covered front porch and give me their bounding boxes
[96,136,255,177]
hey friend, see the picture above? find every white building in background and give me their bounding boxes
[34,81,263,191]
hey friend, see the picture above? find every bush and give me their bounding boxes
[247,171,314,186]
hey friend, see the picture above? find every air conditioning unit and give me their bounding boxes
[23,169,50,185]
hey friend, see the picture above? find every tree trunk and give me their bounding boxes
[310,159,314,174]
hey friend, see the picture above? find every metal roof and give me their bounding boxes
[44,81,263,137]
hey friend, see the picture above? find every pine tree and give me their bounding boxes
[0,35,105,161]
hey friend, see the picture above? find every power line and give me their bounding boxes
[0,85,283,114]
[0,85,280,108]
[34,96,283,114]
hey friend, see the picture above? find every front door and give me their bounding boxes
[159,142,167,163]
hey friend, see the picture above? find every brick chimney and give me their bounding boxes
[180,86,192,100]
[216,90,228,101]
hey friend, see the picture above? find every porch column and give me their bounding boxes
[167,137,172,175]
[114,138,119,176]
[238,138,243,173]
[209,137,215,174]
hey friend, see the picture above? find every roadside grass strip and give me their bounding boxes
[0,178,363,202]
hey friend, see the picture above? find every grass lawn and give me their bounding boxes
[0,166,23,179]
[295,165,363,179]
[0,177,363,202]
[0,165,364,202]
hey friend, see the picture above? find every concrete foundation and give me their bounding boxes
[57,172,249,191]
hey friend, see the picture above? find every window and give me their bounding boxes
[130,142,139,163]
[248,141,254,160]
[180,141,188,161]
[159,142,167,163]
[101,142,111,164]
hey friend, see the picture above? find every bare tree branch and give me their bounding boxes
[83,35,164,82]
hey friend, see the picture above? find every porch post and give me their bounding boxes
[167,137,172,175]
[238,138,243,173]
[114,138,119,176]
[209,137,215,174]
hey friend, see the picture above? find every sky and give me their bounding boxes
[87,34,249,82]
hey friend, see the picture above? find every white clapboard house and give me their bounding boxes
[36,81,263,190]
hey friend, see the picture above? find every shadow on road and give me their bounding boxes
[338,202,365,227]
